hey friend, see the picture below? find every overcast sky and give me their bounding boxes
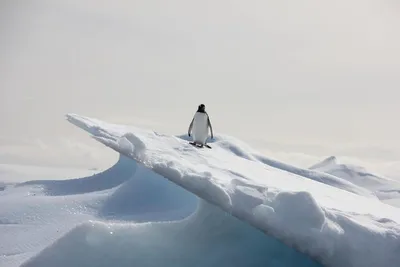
[1,0,399,174]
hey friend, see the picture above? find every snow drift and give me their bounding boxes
[310,156,400,206]
[60,113,400,267]
[20,200,321,267]
[2,113,400,267]
[1,144,320,266]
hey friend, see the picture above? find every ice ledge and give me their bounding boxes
[66,113,400,267]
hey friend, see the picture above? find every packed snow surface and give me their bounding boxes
[310,156,400,207]
[1,113,400,267]
[65,114,400,267]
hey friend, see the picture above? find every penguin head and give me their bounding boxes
[197,104,206,112]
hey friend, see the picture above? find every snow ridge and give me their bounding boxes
[311,156,400,206]
[64,114,400,267]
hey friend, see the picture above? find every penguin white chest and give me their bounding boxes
[192,112,209,144]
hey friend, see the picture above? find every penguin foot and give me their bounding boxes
[189,142,211,149]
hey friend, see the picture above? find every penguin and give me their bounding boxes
[188,104,214,148]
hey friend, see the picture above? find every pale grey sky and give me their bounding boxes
[1,0,400,175]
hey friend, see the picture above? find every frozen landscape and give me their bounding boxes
[1,114,400,267]
[2,1,400,267]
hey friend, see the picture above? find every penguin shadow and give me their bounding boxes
[177,134,218,144]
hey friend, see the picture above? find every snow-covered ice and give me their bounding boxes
[309,156,400,207]
[1,113,400,267]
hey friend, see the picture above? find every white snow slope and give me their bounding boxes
[1,114,400,267]
[310,156,400,207]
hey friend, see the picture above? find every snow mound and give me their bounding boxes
[309,156,339,170]
[0,154,197,267]
[21,201,321,267]
[311,156,400,206]
[273,191,325,230]
[98,163,198,222]
[63,113,400,267]
[1,161,322,267]
[16,155,136,196]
